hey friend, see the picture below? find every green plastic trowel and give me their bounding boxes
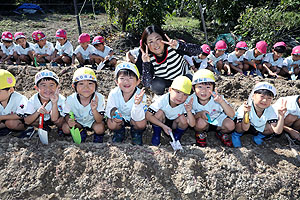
[69,111,81,144]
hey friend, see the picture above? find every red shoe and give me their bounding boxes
[216,132,233,147]
[195,132,207,147]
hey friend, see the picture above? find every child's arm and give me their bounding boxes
[71,54,76,65]
[0,114,22,121]
[24,102,48,125]
[126,51,136,63]
[210,90,235,118]
[237,101,251,132]
[146,110,172,134]
[229,63,243,73]
[262,62,277,76]
[184,97,195,127]
[50,88,60,122]
[131,88,146,121]
[271,99,287,134]
[90,95,104,123]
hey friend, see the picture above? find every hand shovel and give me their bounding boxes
[291,66,296,80]
[169,130,183,151]
[253,62,263,77]
[205,113,219,126]
[69,111,81,144]
[34,57,39,67]
[96,62,105,71]
[38,113,48,145]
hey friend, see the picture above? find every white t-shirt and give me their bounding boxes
[184,55,208,69]
[74,44,96,60]
[25,93,66,121]
[272,95,300,118]
[93,45,114,60]
[282,56,300,70]
[0,92,28,116]
[263,53,284,68]
[34,41,55,56]
[149,93,191,120]
[64,92,105,128]
[55,40,73,57]
[228,51,245,66]
[15,42,35,55]
[244,49,264,61]
[207,51,228,67]
[105,87,147,121]
[236,101,277,133]
[191,93,228,127]
[0,43,16,56]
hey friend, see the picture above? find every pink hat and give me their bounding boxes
[32,30,46,41]
[92,36,105,45]
[215,40,227,50]
[292,46,300,55]
[255,41,268,54]
[236,41,248,50]
[201,44,211,54]
[273,41,286,48]
[56,29,67,39]
[1,31,13,41]
[14,32,26,40]
[78,33,90,43]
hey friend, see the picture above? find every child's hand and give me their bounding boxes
[184,97,193,112]
[140,45,150,62]
[277,98,287,117]
[104,55,110,61]
[195,110,209,120]
[243,101,251,113]
[50,87,59,104]
[112,110,123,123]
[67,117,76,128]
[134,88,145,105]
[37,102,49,115]
[91,95,98,111]
[210,89,224,104]
[162,34,178,49]
[162,125,172,135]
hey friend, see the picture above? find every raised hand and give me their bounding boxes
[37,102,49,115]
[134,88,145,105]
[50,87,59,104]
[184,97,193,112]
[140,44,150,62]
[162,34,178,49]
[91,95,98,111]
[162,125,172,135]
[278,98,287,117]
[210,88,224,104]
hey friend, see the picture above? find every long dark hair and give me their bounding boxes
[140,25,168,53]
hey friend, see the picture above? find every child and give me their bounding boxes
[24,70,65,137]
[32,30,55,66]
[207,40,231,75]
[228,41,248,75]
[0,31,16,64]
[52,29,73,66]
[272,95,300,145]
[184,44,211,72]
[281,45,300,79]
[62,67,105,143]
[146,75,195,146]
[191,69,235,147]
[106,62,147,145]
[0,69,28,135]
[90,36,117,70]
[13,32,35,65]
[243,41,267,75]
[262,42,286,78]
[126,46,143,75]
[231,82,287,147]
[72,33,96,67]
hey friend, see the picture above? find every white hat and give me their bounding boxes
[253,82,276,96]
[35,70,59,85]
[115,62,140,78]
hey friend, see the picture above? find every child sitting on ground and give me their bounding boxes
[184,44,211,73]
[0,31,16,65]
[72,33,96,68]
[62,67,105,143]
[0,69,28,136]
[228,41,248,75]
[13,32,35,65]
[231,82,287,147]
[243,41,267,75]
[146,75,195,146]
[191,69,235,147]
[52,29,73,66]
[106,62,147,145]
[207,40,230,75]
[32,30,55,66]
[262,42,286,78]
[90,36,117,70]
[281,45,300,79]
[23,70,65,137]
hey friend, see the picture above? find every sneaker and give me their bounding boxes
[93,134,104,143]
[216,132,233,147]
[80,128,87,142]
[0,128,12,136]
[195,132,207,147]
[18,127,35,138]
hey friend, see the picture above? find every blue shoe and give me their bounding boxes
[39,63,46,66]
[151,125,161,146]
[173,128,185,141]
[249,70,255,76]
[253,132,265,145]
[112,126,125,143]
[93,134,104,143]
[80,129,87,142]
[18,127,35,138]
[0,128,12,136]
[51,62,58,67]
[231,131,243,147]
[130,128,144,146]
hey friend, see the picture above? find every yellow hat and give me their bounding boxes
[192,69,215,85]
[0,69,16,89]
[170,76,192,94]
[115,62,140,78]
[73,67,97,83]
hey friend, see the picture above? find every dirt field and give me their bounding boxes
[0,13,299,199]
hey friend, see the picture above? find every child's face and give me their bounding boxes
[76,80,96,98]
[80,42,89,49]
[254,48,263,56]
[273,50,283,59]
[0,88,13,102]
[169,88,189,105]
[194,83,213,101]
[199,54,208,59]
[35,79,58,100]
[116,74,140,94]
[235,49,246,57]
[215,49,225,56]
[37,39,46,47]
[291,54,300,61]
[2,40,13,48]
[94,43,104,51]
[16,38,27,47]
[146,32,164,56]
[252,93,273,110]
[57,38,67,46]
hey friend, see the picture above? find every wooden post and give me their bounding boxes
[198,0,208,44]
[73,0,82,35]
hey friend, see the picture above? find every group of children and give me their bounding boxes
[1,61,300,147]
[0,30,117,69]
